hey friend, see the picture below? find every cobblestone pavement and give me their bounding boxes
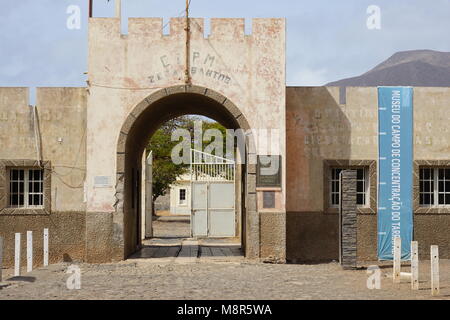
[1,217,448,300]
[1,259,449,300]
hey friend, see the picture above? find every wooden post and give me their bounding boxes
[14,233,21,277]
[431,245,439,296]
[411,241,419,290]
[0,237,3,282]
[27,231,33,272]
[393,237,401,283]
[43,228,49,267]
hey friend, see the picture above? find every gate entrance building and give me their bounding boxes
[1,14,450,268]
[84,17,286,263]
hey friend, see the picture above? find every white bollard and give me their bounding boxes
[0,236,3,282]
[14,233,21,277]
[43,228,49,267]
[27,231,33,272]
[393,237,401,283]
[431,245,439,296]
[411,241,419,290]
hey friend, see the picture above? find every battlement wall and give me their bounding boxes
[87,16,286,135]
[89,17,283,40]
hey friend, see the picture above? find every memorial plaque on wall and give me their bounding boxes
[256,155,282,187]
[263,191,276,209]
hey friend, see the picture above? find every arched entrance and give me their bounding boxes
[114,85,257,260]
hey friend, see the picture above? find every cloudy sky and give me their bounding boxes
[1,0,449,90]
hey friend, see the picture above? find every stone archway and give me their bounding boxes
[113,85,258,261]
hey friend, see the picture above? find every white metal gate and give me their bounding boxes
[190,149,236,238]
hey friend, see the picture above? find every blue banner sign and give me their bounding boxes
[377,87,413,260]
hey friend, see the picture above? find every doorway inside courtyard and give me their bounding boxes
[134,116,242,260]
[115,87,257,261]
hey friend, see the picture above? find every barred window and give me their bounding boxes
[179,188,187,205]
[9,168,44,208]
[330,168,368,207]
[420,168,450,206]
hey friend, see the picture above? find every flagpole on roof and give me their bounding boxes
[89,0,93,17]
[115,0,121,19]
[185,0,191,85]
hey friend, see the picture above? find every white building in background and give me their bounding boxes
[164,150,236,217]
[169,173,191,216]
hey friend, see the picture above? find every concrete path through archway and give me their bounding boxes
[129,238,243,263]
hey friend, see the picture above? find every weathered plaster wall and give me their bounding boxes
[413,88,450,159]
[0,87,87,267]
[286,87,375,213]
[37,88,87,212]
[0,88,35,159]
[1,21,448,266]
[86,17,286,261]
[286,86,450,262]
[87,17,286,212]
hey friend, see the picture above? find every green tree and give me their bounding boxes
[146,116,228,215]
[146,117,190,206]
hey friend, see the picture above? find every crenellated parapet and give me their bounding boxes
[87,16,286,100]
[89,17,284,41]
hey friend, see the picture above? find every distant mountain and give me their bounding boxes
[327,50,450,87]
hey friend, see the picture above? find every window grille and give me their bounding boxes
[330,168,367,207]
[9,168,44,208]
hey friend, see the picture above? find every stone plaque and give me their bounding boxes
[263,191,275,209]
[94,176,112,188]
[256,155,282,187]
